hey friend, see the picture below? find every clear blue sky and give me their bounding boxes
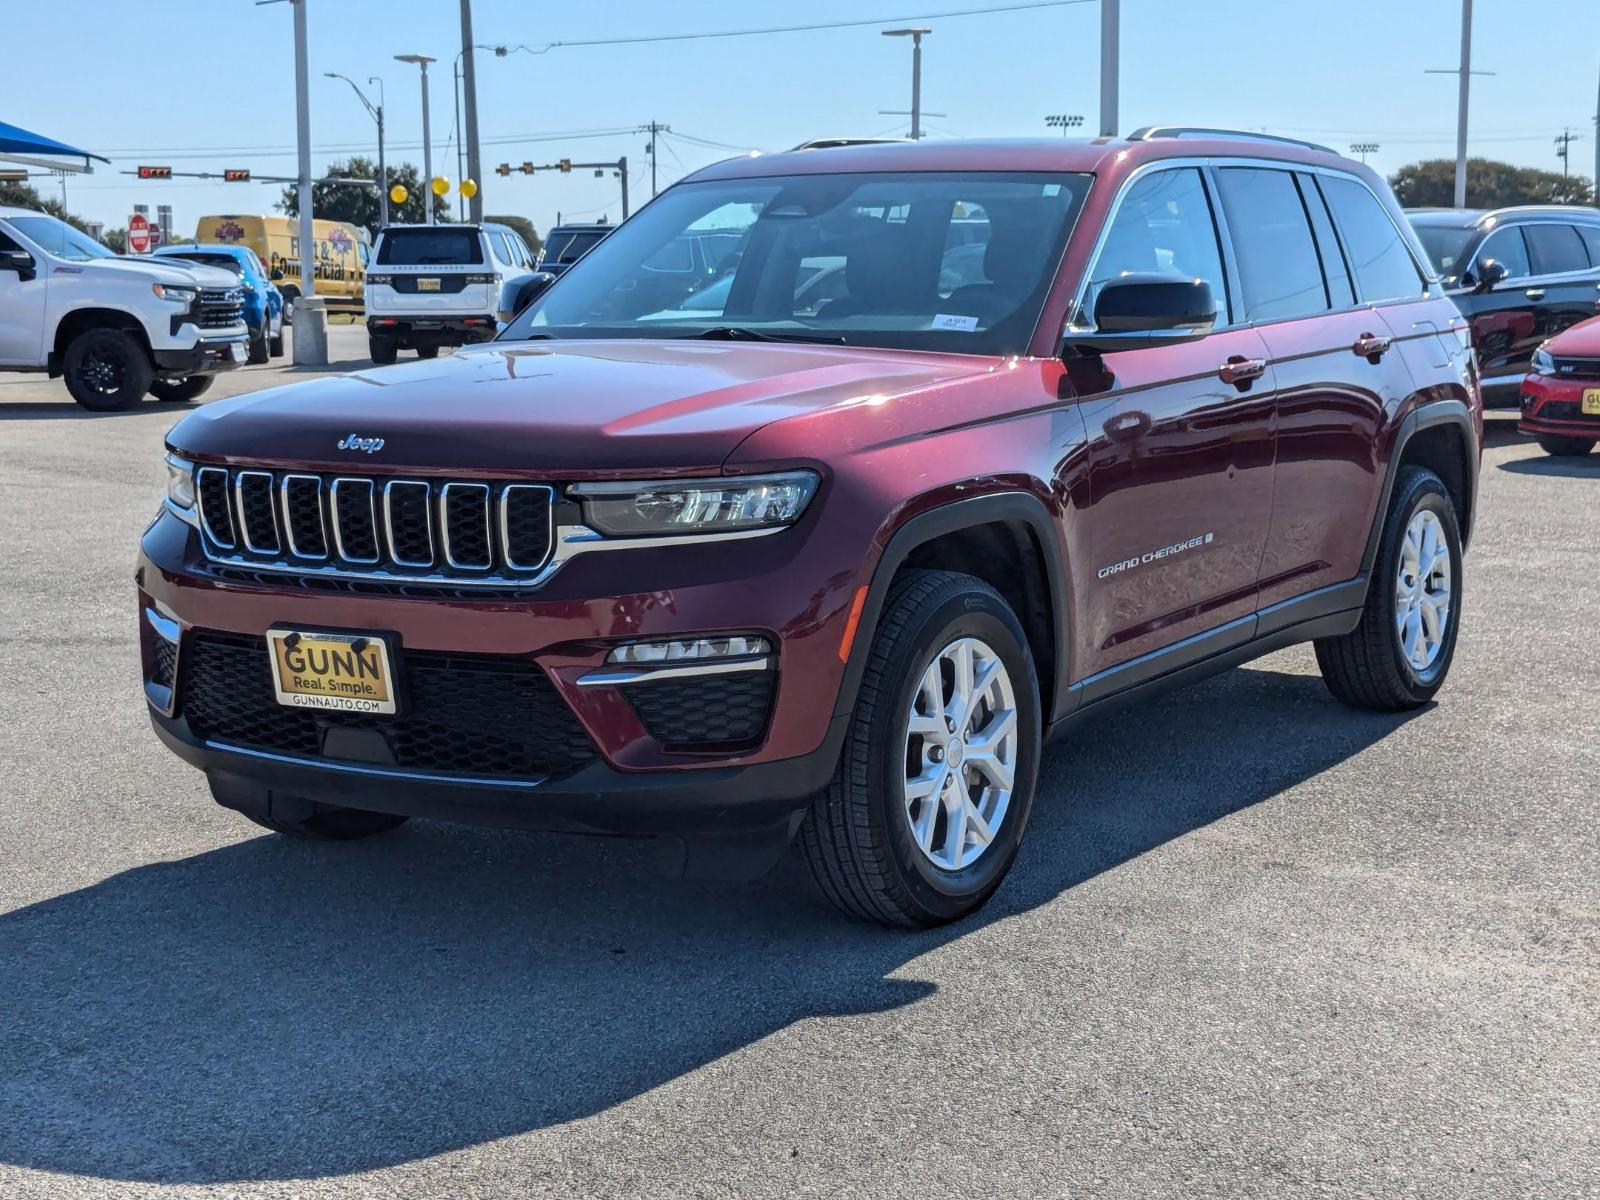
[6,0,1596,238]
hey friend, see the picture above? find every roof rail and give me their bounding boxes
[790,137,913,151]
[1128,126,1337,155]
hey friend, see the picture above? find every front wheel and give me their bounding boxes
[247,322,270,364]
[279,285,298,325]
[369,334,398,365]
[62,328,154,411]
[1316,466,1463,711]
[148,375,215,403]
[799,569,1041,927]
[1535,433,1595,457]
[415,344,440,359]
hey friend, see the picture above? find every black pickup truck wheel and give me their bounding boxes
[62,328,155,412]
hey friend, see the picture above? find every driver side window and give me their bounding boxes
[1085,168,1229,325]
[1473,227,1530,282]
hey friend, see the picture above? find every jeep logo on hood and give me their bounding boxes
[337,433,385,454]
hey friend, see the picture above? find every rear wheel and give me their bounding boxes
[416,344,440,359]
[799,569,1041,927]
[247,321,270,364]
[62,328,154,411]
[1316,467,1462,711]
[268,323,284,357]
[1535,433,1595,457]
[279,285,298,325]
[369,334,398,365]
[148,375,214,403]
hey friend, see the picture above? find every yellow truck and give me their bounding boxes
[194,214,371,321]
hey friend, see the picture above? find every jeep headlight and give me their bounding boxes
[165,452,196,512]
[572,471,819,537]
[1530,346,1556,375]
[152,283,197,305]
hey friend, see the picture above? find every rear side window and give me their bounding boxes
[1578,224,1600,267]
[1523,223,1589,275]
[376,228,484,266]
[1087,167,1230,325]
[1318,176,1425,303]
[1214,167,1327,322]
[1297,173,1355,307]
[1474,226,1530,280]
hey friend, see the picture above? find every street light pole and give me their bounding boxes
[395,54,437,224]
[293,0,314,303]
[1350,141,1380,165]
[882,28,930,140]
[1427,0,1487,209]
[459,0,484,223]
[1045,114,1084,136]
[325,72,387,228]
[1099,0,1119,138]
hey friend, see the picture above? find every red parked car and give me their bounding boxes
[1519,315,1600,456]
[140,130,1481,926]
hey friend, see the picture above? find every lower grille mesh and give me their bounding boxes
[620,673,775,749]
[180,632,599,779]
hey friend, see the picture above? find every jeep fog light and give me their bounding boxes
[606,635,771,665]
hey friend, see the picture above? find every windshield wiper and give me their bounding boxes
[684,326,845,345]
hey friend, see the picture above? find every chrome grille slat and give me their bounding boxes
[188,467,555,586]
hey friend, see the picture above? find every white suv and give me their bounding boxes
[0,207,249,410]
[364,223,538,363]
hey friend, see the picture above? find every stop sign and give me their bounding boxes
[127,213,151,254]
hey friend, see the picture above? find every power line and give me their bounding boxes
[534,1,1094,49]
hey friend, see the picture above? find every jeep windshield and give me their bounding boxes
[5,214,115,262]
[502,171,1090,355]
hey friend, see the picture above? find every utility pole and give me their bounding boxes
[396,55,437,224]
[642,121,670,197]
[882,29,930,140]
[1426,0,1492,209]
[293,0,314,302]
[619,156,630,220]
[1554,128,1581,176]
[459,0,484,222]
[1099,0,1119,137]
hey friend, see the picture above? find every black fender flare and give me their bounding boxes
[830,490,1070,723]
[1360,398,1478,578]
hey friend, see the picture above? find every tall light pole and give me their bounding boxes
[882,28,930,141]
[1427,0,1492,209]
[459,0,484,223]
[1099,0,1119,137]
[454,44,505,220]
[1046,114,1084,136]
[293,0,314,304]
[326,72,387,228]
[395,54,437,224]
[1350,141,1380,165]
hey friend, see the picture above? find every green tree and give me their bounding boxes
[1389,158,1596,209]
[101,227,127,254]
[486,213,542,257]
[276,156,447,235]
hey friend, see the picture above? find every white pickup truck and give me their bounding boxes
[0,207,249,410]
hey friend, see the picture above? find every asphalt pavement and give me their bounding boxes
[0,333,1594,1198]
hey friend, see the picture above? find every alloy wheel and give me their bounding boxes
[902,636,1019,872]
[1394,508,1452,673]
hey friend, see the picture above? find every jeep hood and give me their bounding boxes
[83,256,238,290]
[167,339,996,473]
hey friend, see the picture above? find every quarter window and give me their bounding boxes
[1577,224,1600,267]
[1473,227,1530,281]
[1214,167,1327,322]
[1523,224,1589,275]
[1298,173,1355,307]
[1087,167,1229,325]
[1318,175,1425,303]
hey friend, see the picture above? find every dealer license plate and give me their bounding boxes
[417,277,441,291]
[266,629,396,714]
[1582,388,1600,416]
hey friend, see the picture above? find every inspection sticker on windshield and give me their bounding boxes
[932,314,980,332]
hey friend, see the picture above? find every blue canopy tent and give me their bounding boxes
[0,122,109,174]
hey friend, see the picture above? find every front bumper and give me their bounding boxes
[153,335,250,376]
[137,503,872,860]
[1517,373,1600,437]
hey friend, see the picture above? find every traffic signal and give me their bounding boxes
[496,163,512,177]
[223,169,251,183]
[137,166,172,180]
[558,159,572,173]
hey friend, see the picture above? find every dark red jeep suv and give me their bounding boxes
[140,130,1481,926]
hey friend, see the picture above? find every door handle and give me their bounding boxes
[1219,355,1266,388]
[1525,288,1545,300]
[1353,332,1392,360]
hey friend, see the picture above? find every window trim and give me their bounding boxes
[1065,154,1440,339]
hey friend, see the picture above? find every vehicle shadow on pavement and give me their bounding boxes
[0,665,1420,1185]
[1496,454,1600,479]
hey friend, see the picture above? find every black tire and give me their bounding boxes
[279,285,298,325]
[1315,467,1463,711]
[247,322,270,365]
[62,327,154,411]
[243,801,410,841]
[1536,433,1595,457]
[369,334,398,365]
[269,329,284,357]
[415,344,440,359]
[148,375,214,403]
[799,569,1042,927]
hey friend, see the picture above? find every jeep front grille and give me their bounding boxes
[193,466,554,584]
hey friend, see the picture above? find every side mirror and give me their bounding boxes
[1472,258,1508,293]
[0,248,37,283]
[1062,274,1217,355]
[270,268,285,282]
[512,271,556,315]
